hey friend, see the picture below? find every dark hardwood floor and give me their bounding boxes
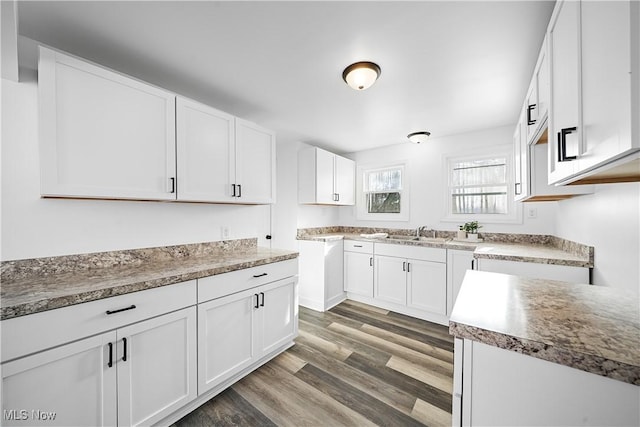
[173,300,454,427]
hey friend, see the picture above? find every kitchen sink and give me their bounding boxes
[386,235,449,243]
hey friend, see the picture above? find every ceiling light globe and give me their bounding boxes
[407,131,431,144]
[342,62,381,91]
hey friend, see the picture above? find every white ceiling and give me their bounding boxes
[16,1,555,154]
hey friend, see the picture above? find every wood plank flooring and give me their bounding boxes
[172,300,454,427]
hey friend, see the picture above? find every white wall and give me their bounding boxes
[1,70,271,260]
[339,126,557,235]
[555,183,640,295]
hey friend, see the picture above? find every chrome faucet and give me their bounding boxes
[417,226,436,238]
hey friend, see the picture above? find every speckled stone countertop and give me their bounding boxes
[1,239,298,321]
[297,227,593,268]
[449,270,640,385]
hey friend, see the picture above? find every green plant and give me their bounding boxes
[463,221,482,234]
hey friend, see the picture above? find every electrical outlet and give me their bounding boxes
[527,207,537,219]
[221,226,230,239]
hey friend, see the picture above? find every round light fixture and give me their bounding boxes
[342,61,381,90]
[407,131,431,144]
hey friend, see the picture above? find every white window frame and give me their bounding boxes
[441,145,522,224]
[356,162,410,221]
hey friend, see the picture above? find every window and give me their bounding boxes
[451,157,507,214]
[443,146,521,224]
[357,163,409,221]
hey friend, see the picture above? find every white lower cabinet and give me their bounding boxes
[455,339,640,426]
[407,258,446,315]
[197,277,297,396]
[298,240,345,311]
[2,332,117,427]
[1,306,197,427]
[374,255,408,305]
[116,308,197,427]
[368,243,448,324]
[343,243,374,297]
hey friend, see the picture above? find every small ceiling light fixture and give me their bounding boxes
[342,61,381,90]
[407,131,431,144]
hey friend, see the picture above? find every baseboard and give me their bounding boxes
[325,293,347,311]
[155,341,295,426]
[298,295,325,312]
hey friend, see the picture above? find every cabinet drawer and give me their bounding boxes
[1,280,197,363]
[344,240,374,254]
[198,259,298,303]
[375,243,446,263]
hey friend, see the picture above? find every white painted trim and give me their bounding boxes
[1,1,19,81]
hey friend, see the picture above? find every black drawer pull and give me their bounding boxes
[108,342,113,368]
[253,273,268,278]
[106,305,136,315]
[122,337,128,362]
[353,245,363,248]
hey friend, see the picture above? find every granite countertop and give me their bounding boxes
[1,243,298,321]
[449,270,640,385]
[297,230,592,268]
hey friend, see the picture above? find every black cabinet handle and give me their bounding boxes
[266,235,272,240]
[254,294,260,309]
[231,184,236,197]
[515,182,522,195]
[369,257,373,267]
[253,273,267,278]
[106,305,136,315]
[169,177,176,193]
[558,127,577,162]
[237,184,242,198]
[402,261,406,272]
[527,104,537,126]
[260,292,265,307]
[407,262,411,273]
[336,193,340,202]
[108,342,113,368]
[122,337,128,362]
[471,259,475,270]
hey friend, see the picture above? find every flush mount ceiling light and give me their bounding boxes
[407,131,431,144]
[342,61,381,90]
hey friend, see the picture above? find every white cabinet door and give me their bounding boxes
[176,96,235,202]
[344,251,374,297]
[38,46,176,200]
[315,148,336,204]
[235,118,275,204]
[256,278,297,356]
[406,259,447,316]
[447,250,476,316]
[334,155,355,205]
[513,113,528,201]
[374,255,407,305]
[525,36,549,144]
[548,0,581,184]
[2,332,117,427]
[116,307,197,427]
[197,288,257,395]
[579,0,636,172]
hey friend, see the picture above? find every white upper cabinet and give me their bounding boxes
[548,0,581,184]
[525,36,550,144]
[298,146,355,205]
[39,47,276,205]
[176,97,235,203]
[548,0,640,185]
[234,118,276,204]
[513,112,528,201]
[38,46,177,201]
